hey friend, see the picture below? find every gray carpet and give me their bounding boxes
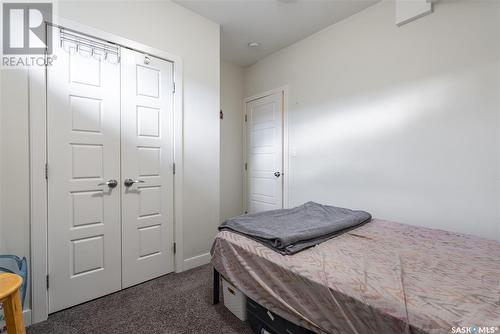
[28,264,254,334]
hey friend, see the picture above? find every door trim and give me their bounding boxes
[243,86,290,213]
[29,16,184,323]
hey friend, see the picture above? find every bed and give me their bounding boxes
[211,219,500,334]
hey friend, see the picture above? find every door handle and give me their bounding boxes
[98,179,118,189]
[274,172,281,177]
[124,178,145,187]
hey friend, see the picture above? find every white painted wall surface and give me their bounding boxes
[244,0,500,240]
[220,61,244,221]
[0,69,31,259]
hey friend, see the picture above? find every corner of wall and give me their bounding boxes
[220,61,245,222]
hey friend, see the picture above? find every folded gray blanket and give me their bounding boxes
[219,201,372,255]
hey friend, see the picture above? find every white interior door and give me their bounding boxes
[47,30,121,312]
[121,48,175,288]
[246,92,283,213]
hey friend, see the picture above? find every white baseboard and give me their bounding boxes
[23,309,32,326]
[183,253,211,271]
[0,309,31,332]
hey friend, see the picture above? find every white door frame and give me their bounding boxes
[243,86,289,213]
[29,17,184,323]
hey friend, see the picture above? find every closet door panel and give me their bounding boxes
[121,49,175,288]
[47,29,122,312]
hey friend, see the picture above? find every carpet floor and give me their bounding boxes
[28,264,254,334]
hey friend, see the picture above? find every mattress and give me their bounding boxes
[210,219,500,334]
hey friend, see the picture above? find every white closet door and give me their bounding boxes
[121,48,175,288]
[246,93,283,213]
[47,31,121,312]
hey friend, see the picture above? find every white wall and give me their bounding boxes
[244,0,500,240]
[0,69,32,313]
[220,61,244,221]
[0,69,31,259]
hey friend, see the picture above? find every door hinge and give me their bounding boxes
[172,163,176,175]
[244,163,247,171]
[46,275,49,289]
[173,242,176,254]
[220,110,223,120]
[173,82,176,94]
[244,114,247,122]
[45,163,48,180]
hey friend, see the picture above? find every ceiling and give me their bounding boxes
[174,0,379,67]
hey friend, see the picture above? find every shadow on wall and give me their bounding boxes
[287,60,500,240]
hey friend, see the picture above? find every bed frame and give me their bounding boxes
[212,267,313,334]
[213,268,220,305]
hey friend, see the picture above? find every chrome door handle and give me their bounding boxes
[98,179,118,189]
[124,178,145,187]
[274,172,281,177]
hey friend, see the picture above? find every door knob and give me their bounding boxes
[124,178,145,187]
[98,179,118,189]
[274,172,281,177]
